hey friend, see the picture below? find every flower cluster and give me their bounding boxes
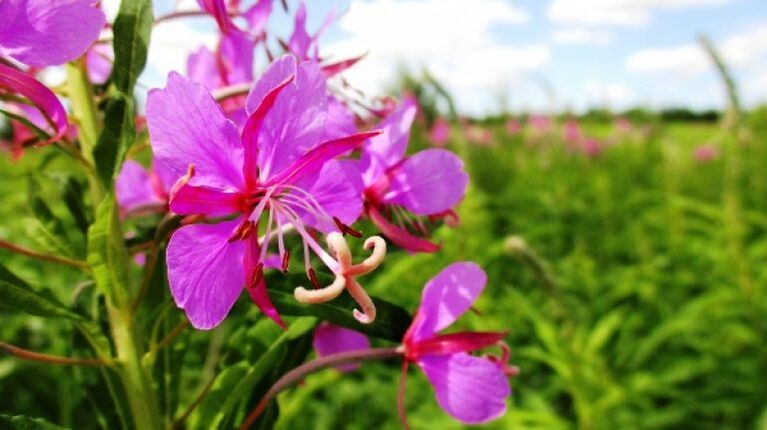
[0,0,516,426]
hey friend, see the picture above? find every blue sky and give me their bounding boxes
[137,0,767,115]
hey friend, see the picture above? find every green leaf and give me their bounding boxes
[25,177,77,258]
[87,194,132,302]
[60,177,91,236]
[269,289,412,342]
[92,95,134,187]
[111,0,153,94]
[191,317,317,429]
[0,414,67,430]
[0,263,84,321]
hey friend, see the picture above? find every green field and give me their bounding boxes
[2,113,766,429]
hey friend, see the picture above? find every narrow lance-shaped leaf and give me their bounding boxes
[111,0,153,93]
[191,317,317,429]
[93,94,134,186]
[25,176,78,258]
[269,288,412,342]
[0,263,84,320]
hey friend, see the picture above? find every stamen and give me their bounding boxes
[333,216,363,238]
[347,236,386,276]
[293,275,346,303]
[281,250,291,272]
[293,232,387,324]
[347,278,376,324]
[169,164,196,203]
[250,263,264,286]
[308,268,322,289]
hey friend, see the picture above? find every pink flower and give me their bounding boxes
[694,144,719,162]
[428,117,451,146]
[401,262,514,424]
[0,0,105,67]
[581,138,604,158]
[615,117,632,132]
[288,1,364,77]
[505,118,521,136]
[361,98,468,253]
[86,42,114,85]
[563,119,582,144]
[312,322,371,372]
[528,114,551,133]
[115,160,176,217]
[464,125,493,145]
[0,0,104,150]
[147,55,378,330]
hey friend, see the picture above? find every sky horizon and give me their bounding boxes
[127,0,767,116]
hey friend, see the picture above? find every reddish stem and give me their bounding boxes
[0,341,109,367]
[0,238,89,270]
[239,346,402,430]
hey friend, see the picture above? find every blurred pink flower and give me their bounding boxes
[505,118,521,136]
[428,117,451,146]
[528,114,552,133]
[615,117,632,132]
[581,138,604,158]
[563,119,582,144]
[694,144,719,162]
[464,125,493,145]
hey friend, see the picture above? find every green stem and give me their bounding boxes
[67,60,162,429]
[65,60,104,207]
[108,303,163,430]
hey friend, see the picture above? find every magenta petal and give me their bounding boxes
[409,262,487,342]
[382,149,468,216]
[367,204,440,254]
[245,55,328,181]
[290,160,363,232]
[360,98,417,185]
[147,72,244,191]
[0,63,68,144]
[418,353,510,424]
[218,28,255,85]
[86,43,113,85]
[169,183,241,216]
[313,322,371,372]
[166,219,245,330]
[288,2,311,59]
[116,160,161,214]
[197,0,232,33]
[243,0,273,36]
[241,73,296,188]
[266,130,380,187]
[186,46,222,90]
[0,0,105,67]
[322,96,357,141]
[246,275,286,329]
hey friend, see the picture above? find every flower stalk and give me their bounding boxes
[239,346,403,429]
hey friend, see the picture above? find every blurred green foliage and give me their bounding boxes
[1,113,767,430]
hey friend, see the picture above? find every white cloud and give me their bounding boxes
[326,0,544,115]
[626,23,767,73]
[548,0,730,26]
[583,81,635,108]
[552,28,612,45]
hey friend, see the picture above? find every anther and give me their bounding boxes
[250,263,264,286]
[308,267,322,289]
[281,250,291,272]
[333,216,363,238]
